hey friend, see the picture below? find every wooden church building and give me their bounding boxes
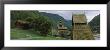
[57,19,68,37]
[72,14,94,40]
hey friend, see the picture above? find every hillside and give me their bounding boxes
[40,12,72,30]
[89,14,100,34]
[11,11,72,40]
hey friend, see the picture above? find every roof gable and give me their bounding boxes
[72,14,87,23]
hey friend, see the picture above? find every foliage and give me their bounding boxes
[11,11,52,36]
[11,28,64,40]
[11,10,72,39]
[40,12,72,29]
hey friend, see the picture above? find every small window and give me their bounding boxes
[59,24,62,27]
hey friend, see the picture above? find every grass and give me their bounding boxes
[11,28,64,40]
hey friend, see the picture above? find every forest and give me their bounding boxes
[11,10,72,40]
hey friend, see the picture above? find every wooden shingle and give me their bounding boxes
[73,14,87,23]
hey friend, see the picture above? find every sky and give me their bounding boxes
[38,10,100,22]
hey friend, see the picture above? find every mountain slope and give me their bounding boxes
[89,14,100,34]
[40,12,72,29]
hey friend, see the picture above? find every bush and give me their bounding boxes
[33,16,52,36]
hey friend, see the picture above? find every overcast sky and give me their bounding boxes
[38,10,100,22]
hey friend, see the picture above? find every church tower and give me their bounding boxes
[57,19,68,37]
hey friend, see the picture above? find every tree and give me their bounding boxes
[33,16,52,36]
[11,10,52,36]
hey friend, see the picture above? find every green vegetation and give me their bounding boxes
[11,28,64,40]
[11,10,70,40]
[11,10,99,40]
[40,12,72,30]
[11,11,52,36]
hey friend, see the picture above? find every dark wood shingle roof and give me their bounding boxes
[72,14,87,23]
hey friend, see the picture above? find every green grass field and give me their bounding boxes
[11,28,64,40]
